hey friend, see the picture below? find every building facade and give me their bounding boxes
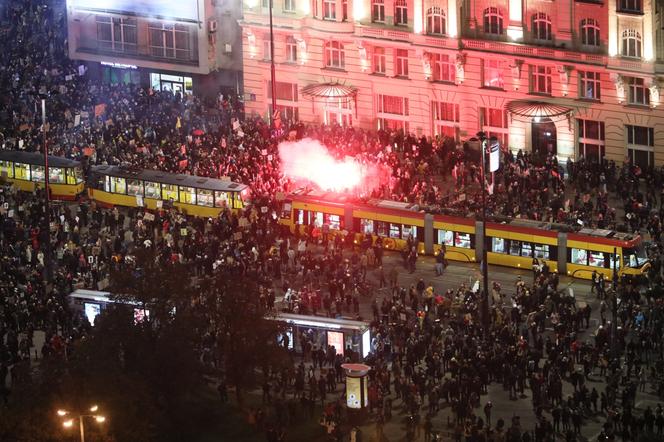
[66,0,243,97]
[240,0,664,166]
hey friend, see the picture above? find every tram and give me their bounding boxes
[88,165,249,217]
[280,189,650,280]
[0,150,85,199]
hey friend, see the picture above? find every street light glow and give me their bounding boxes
[57,409,68,416]
[95,415,106,423]
[63,419,74,428]
[90,405,98,412]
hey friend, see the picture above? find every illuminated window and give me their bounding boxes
[323,0,336,20]
[437,230,454,246]
[96,16,137,54]
[395,49,409,77]
[126,179,143,196]
[480,107,509,147]
[162,183,178,201]
[532,13,551,41]
[482,59,504,88]
[531,65,552,94]
[13,163,30,181]
[30,165,44,182]
[492,237,507,253]
[426,7,446,35]
[430,53,455,82]
[325,41,345,68]
[286,37,298,62]
[621,29,642,58]
[361,219,374,234]
[0,160,13,179]
[580,19,600,47]
[197,189,214,207]
[111,177,126,194]
[579,71,601,100]
[148,23,193,60]
[626,77,649,105]
[431,102,459,122]
[394,0,408,25]
[626,125,654,168]
[483,7,503,35]
[179,186,196,205]
[619,0,642,12]
[214,191,230,208]
[372,0,385,23]
[144,181,161,199]
[377,95,409,131]
[263,34,272,60]
[577,119,605,163]
[373,47,386,74]
[454,233,471,248]
[284,0,296,12]
[534,244,550,260]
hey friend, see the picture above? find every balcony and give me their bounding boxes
[74,37,199,67]
[607,57,654,74]
[461,38,606,65]
[355,25,411,43]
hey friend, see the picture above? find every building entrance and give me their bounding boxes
[532,118,557,157]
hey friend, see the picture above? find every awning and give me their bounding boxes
[301,82,358,100]
[506,100,573,123]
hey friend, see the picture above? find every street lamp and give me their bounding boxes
[57,405,106,442]
[476,131,490,335]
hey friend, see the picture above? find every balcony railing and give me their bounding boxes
[461,38,606,65]
[75,37,199,66]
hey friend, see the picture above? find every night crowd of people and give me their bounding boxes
[1,1,664,442]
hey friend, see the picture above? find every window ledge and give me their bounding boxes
[393,75,410,80]
[576,97,602,104]
[575,0,603,4]
[432,80,456,85]
[624,103,651,110]
[481,86,505,91]
[322,67,347,73]
[370,72,387,77]
[616,9,644,16]
[528,92,553,97]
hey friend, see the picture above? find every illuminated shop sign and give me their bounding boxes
[101,61,138,70]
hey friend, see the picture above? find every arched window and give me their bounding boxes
[580,19,600,47]
[621,29,641,58]
[372,0,385,22]
[325,41,345,68]
[394,0,408,26]
[532,13,551,41]
[426,7,446,35]
[483,7,503,35]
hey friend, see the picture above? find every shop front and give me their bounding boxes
[150,72,193,94]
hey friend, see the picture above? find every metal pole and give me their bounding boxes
[268,0,277,121]
[480,137,489,334]
[612,247,619,357]
[79,416,85,442]
[41,99,52,283]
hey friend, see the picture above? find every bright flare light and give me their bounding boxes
[63,419,74,428]
[278,138,386,193]
[95,416,106,423]
[90,405,98,413]
[57,410,68,416]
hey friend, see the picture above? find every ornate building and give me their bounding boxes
[240,0,664,166]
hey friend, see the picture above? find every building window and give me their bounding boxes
[325,41,345,68]
[373,47,386,74]
[377,95,409,131]
[580,19,600,47]
[268,81,299,123]
[426,7,446,35]
[395,0,408,25]
[96,16,137,53]
[148,23,194,60]
[483,7,503,35]
[432,102,459,138]
[579,71,601,100]
[263,34,272,60]
[284,0,296,12]
[577,119,605,162]
[395,49,409,77]
[626,76,649,105]
[621,29,642,57]
[480,107,509,147]
[343,0,348,20]
[532,13,552,41]
[372,0,385,22]
[482,59,504,88]
[286,37,298,62]
[431,53,455,82]
[531,65,552,94]
[323,0,336,19]
[619,0,642,13]
[626,125,654,168]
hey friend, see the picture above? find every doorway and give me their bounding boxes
[531,118,557,157]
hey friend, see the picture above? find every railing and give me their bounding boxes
[75,37,199,66]
[461,38,607,65]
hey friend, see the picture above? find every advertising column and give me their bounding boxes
[341,363,371,425]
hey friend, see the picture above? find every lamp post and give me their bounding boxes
[268,0,277,122]
[57,405,106,442]
[41,98,52,283]
[476,132,490,335]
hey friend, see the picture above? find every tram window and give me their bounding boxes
[402,225,416,240]
[49,167,64,184]
[492,237,507,253]
[437,230,454,246]
[144,181,161,199]
[162,183,178,202]
[455,233,471,248]
[534,244,550,260]
[312,212,324,227]
[324,214,341,229]
[571,248,588,265]
[624,246,647,267]
[611,254,620,270]
[0,160,14,178]
[14,163,30,180]
[361,219,374,234]
[376,221,388,237]
[509,240,521,256]
[197,189,214,207]
[233,193,244,209]
[126,179,143,196]
[588,251,606,267]
[214,191,230,208]
[108,177,125,194]
[31,165,45,182]
[389,224,401,239]
[521,243,533,257]
[296,209,305,224]
[66,169,77,185]
[179,186,196,204]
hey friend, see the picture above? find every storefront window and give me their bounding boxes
[437,230,454,246]
[179,186,196,204]
[126,179,143,196]
[197,189,214,207]
[571,248,587,265]
[492,237,506,253]
[144,181,161,199]
[455,233,471,248]
[31,165,45,182]
[534,244,550,259]
[0,160,14,178]
[162,183,178,202]
[361,219,374,234]
[215,191,230,207]
[14,163,30,180]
